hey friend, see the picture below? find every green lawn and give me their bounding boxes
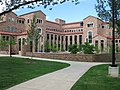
[0,57,70,90]
[71,64,120,90]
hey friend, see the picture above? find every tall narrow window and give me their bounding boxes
[70,36,72,45]
[88,31,92,43]
[79,35,82,44]
[47,34,49,40]
[37,28,41,33]
[101,40,104,51]
[19,39,21,51]
[65,36,68,51]
[95,40,98,46]
[74,35,77,44]
[28,19,29,23]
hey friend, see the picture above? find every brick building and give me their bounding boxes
[0,10,119,54]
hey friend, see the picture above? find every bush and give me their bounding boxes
[68,44,78,54]
[82,42,95,54]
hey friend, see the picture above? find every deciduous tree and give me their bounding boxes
[95,0,120,35]
[0,0,80,16]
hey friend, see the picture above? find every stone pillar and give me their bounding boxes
[49,34,51,47]
[68,35,70,46]
[56,35,58,50]
[77,35,79,45]
[53,34,55,47]
[60,35,62,51]
[72,35,74,44]
[63,35,66,51]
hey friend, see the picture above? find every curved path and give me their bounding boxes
[1,55,104,90]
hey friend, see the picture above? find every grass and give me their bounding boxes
[71,64,120,90]
[0,57,70,90]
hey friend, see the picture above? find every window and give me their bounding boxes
[6,26,10,31]
[108,32,111,36]
[51,34,53,40]
[87,23,94,27]
[22,21,24,24]
[37,28,41,33]
[79,35,82,44]
[88,31,92,43]
[101,40,104,51]
[7,17,10,22]
[6,36,9,41]
[28,19,30,23]
[37,19,43,24]
[47,34,49,40]
[74,35,77,44]
[0,17,4,21]
[58,35,60,41]
[12,18,15,22]
[70,36,72,45]
[102,26,104,28]
[95,40,98,46]
[2,36,6,41]
[116,40,118,43]
[11,27,14,32]
[80,22,83,26]
[65,36,68,51]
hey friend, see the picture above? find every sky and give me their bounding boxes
[1,0,98,23]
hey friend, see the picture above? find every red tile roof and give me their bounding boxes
[0,31,19,35]
[46,20,60,25]
[62,21,82,25]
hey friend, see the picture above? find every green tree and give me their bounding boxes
[44,40,51,52]
[68,44,78,54]
[0,0,80,16]
[82,42,95,54]
[0,39,9,51]
[94,45,100,54]
[0,37,16,57]
[27,14,40,58]
[96,0,120,35]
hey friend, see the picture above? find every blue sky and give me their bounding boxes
[15,0,98,23]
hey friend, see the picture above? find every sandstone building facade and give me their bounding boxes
[0,10,119,54]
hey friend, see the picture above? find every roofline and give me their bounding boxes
[19,10,46,17]
[62,21,82,25]
[83,15,103,22]
[46,20,60,25]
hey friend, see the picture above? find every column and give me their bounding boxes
[72,35,74,44]
[60,35,62,51]
[63,35,66,51]
[77,35,79,45]
[49,34,51,47]
[68,35,70,46]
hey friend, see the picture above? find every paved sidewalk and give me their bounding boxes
[0,55,104,90]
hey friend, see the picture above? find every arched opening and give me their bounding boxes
[88,31,92,43]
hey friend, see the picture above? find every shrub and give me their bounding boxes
[68,44,78,54]
[82,42,95,54]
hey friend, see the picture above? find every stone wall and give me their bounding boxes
[25,52,120,62]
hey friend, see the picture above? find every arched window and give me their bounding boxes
[37,28,42,33]
[88,31,92,43]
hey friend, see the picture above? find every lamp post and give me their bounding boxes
[111,0,116,67]
[108,0,119,77]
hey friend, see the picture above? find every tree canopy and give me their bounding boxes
[96,0,120,21]
[0,0,80,16]
[96,0,120,35]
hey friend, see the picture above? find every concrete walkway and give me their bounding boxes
[0,54,104,90]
